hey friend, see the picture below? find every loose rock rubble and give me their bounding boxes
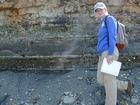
[0,67,140,105]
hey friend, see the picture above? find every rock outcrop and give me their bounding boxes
[0,0,139,28]
[0,0,140,70]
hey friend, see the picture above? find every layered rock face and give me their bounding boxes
[0,0,140,28]
[0,0,140,70]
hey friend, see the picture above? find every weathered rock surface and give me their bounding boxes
[0,0,139,70]
[0,0,139,28]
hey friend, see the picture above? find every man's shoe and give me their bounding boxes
[126,80,134,96]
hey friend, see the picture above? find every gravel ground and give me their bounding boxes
[0,66,140,105]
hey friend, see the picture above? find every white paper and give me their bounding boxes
[101,58,122,76]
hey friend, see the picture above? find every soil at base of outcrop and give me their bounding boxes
[0,66,140,105]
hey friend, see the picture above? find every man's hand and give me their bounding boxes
[106,56,113,64]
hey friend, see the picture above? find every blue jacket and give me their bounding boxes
[97,15,117,56]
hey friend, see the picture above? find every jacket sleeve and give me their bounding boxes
[106,16,117,56]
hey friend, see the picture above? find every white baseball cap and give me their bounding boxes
[94,2,106,12]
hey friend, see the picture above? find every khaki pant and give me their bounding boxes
[97,47,128,105]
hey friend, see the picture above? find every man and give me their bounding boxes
[94,2,134,105]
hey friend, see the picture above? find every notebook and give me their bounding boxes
[101,58,122,76]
